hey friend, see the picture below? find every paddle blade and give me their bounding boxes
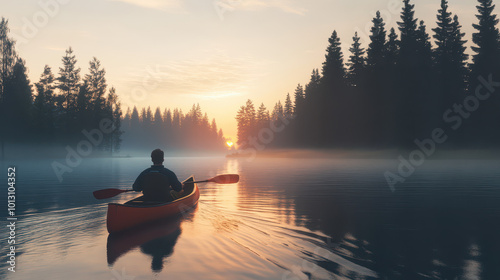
[209,174,239,184]
[93,189,133,199]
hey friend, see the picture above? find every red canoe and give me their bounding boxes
[107,176,200,234]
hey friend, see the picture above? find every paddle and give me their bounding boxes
[92,174,240,200]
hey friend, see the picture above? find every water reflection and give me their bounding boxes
[107,206,197,272]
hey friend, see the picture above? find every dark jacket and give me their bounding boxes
[133,165,183,194]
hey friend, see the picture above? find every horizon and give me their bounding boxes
[2,0,482,140]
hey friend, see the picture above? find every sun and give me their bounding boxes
[226,141,234,148]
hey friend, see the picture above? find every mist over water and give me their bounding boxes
[1,155,499,279]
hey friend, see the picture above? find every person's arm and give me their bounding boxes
[167,170,183,192]
[132,169,148,192]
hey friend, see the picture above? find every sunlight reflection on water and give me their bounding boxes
[1,157,499,279]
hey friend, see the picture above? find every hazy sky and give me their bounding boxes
[2,0,481,140]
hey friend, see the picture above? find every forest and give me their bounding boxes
[0,18,226,155]
[236,0,500,150]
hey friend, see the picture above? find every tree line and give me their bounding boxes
[236,0,500,150]
[0,17,228,155]
[0,18,122,153]
[121,104,226,151]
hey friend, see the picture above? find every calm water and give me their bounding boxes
[1,156,500,280]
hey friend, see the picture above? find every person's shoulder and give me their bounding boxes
[140,167,153,174]
[160,167,174,173]
[160,167,177,176]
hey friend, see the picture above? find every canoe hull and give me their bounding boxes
[107,176,199,234]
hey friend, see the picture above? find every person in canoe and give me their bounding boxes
[132,149,184,202]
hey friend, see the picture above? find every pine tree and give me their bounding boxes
[236,105,247,146]
[322,31,346,89]
[130,106,140,128]
[123,107,131,130]
[0,18,17,99]
[347,32,366,87]
[432,1,469,127]
[272,101,284,120]
[398,0,419,57]
[396,0,421,146]
[293,84,304,115]
[84,57,107,121]
[257,103,270,129]
[450,15,469,94]
[284,93,293,117]
[164,109,172,127]
[385,28,399,67]
[471,0,500,81]
[470,0,500,145]
[367,11,387,68]
[106,87,122,153]
[154,107,162,127]
[433,0,453,70]
[34,65,56,138]
[3,59,32,139]
[57,47,81,111]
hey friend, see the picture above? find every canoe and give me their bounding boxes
[107,176,199,234]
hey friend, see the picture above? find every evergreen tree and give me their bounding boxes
[57,47,81,111]
[34,65,56,138]
[396,0,421,146]
[347,32,366,87]
[0,18,17,99]
[84,57,107,122]
[145,106,153,127]
[106,87,122,153]
[154,107,162,127]
[130,106,140,127]
[236,105,247,146]
[3,59,32,139]
[284,93,293,117]
[272,101,284,120]
[471,0,500,145]
[322,31,346,89]
[432,1,469,132]
[385,28,399,67]
[433,0,453,70]
[123,107,131,130]
[257,103,270,129]
[293,84,304,115]
[471,0,500,78]
[164,109,172,127]
[367,11,387,68]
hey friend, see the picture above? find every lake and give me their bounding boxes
[1,156,500,280]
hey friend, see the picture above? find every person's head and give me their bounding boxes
[151,149,164,165]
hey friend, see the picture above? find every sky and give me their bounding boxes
[2,0,481,141]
